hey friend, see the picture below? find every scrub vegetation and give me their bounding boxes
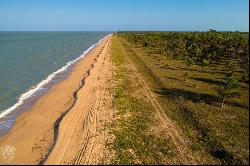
[110,31,249,164]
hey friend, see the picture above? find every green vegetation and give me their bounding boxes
[124,31,249,82]
[113,31,249,164]
[215,75,240,108]
[110,36,178,164]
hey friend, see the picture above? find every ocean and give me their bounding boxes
[0,31,109,135]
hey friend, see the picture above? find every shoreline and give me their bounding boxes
[0,35,111,164]
[0,34,110,136]
[39,58,96,165]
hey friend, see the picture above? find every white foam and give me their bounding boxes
[0,34,110,119]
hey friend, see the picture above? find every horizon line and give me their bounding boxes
[0,30,249,33]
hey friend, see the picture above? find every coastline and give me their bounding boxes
[0,35,111,164]
[0,34,109,136]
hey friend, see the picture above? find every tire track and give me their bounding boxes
[41,38,110,165]
[73,40,111,165]
[119,41,197,164]
[56,48,104,164]
[39,64,93,165]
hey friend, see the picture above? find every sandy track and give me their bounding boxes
[119,41,199,164]
[44,37,114,165]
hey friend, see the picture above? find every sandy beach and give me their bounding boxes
[0,35,113,164]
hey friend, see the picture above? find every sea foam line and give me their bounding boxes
[0,34,110,119]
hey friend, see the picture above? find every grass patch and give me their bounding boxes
[110,36,177,164]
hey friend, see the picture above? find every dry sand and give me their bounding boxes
[0,35,113,164]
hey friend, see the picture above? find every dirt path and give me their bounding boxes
[44,37,114,165]
[119,41,199,164]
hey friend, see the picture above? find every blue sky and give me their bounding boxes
[0,0,249,31]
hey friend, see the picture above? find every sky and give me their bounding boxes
[0,0,249,32]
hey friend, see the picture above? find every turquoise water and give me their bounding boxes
[0,32,109,114]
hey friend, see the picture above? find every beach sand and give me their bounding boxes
[0,35,113,164]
